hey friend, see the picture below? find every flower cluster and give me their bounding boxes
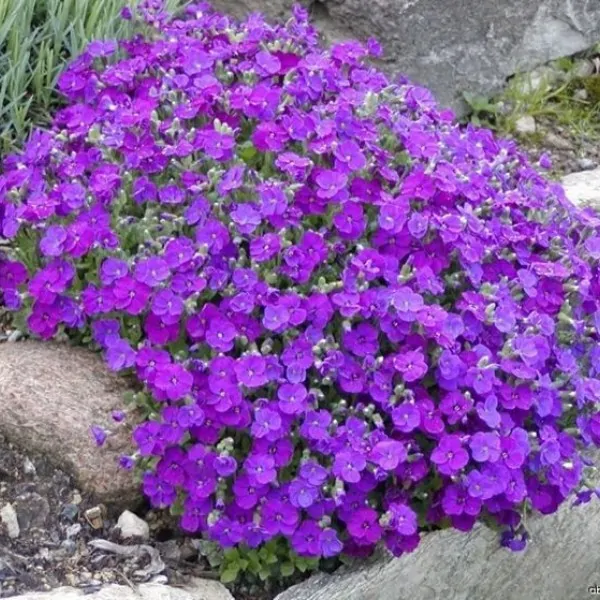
[2,0,600,563]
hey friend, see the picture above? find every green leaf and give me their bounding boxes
[169,498,184,517]
[220,565,239,584]
[237,141,257,162]
[280,562,295,578]
[224,548,240,562]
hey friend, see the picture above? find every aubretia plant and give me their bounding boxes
[2,0,600,577]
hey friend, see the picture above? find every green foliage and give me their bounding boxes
[196,539,319,585]
[0,0,185,151]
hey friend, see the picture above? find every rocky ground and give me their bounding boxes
[0,432,219,598]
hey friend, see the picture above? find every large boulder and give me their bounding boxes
[275,495,600,600]
[210,0,600,112]
[0,341,138,507]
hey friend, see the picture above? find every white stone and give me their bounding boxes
[562,167,600,209]
[515,115,536,134]
[6,580,234,600]
[1,503,20,539]
[117,510,150,540]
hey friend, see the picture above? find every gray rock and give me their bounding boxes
[0,342,138,508]
[117,510,150,540]
[275,497,600,600]
[0,504,20,539]
[7,580,234,600]
[515,115,536,135]
[562,167,600,209]
[210,0,600,112]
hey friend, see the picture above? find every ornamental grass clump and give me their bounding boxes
[2,0,600,577]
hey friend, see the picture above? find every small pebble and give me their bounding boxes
[0,504,20,539]
[150,574,168,584]
[117,510,150,540]
[22,457,36,475]
[515,115,536,135]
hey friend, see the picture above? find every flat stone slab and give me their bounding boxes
[8,580,234,600]
[275,496,600,600]
[0,341,138,507]
[211,0,600,112]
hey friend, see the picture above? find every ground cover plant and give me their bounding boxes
[2,0,600,586]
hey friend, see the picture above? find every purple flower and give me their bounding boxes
[315,169,347,199]
[134,257,170,287]
[90,425,107,447]
[112,276,151,315]
[143,473,177,508]
[469,432,501,463]
[100,258,129,285]
[206,318,237,351]
[154,364,193,401]
[299,460,328,486]
[369,440,407,470]
[333,450,366,483]
[393,349,428,382]
[442,483,482,517]
[261,499,299,536]
[105,337,136,371]
[245,454,277,485]
[292,520,322,557]
[389,503,418,536]
[278,382,308,415]
[289,478,319,508]
[347,507,382,544]
[235,355,268,388]
[320,527,343,557]
[431,435,469,475]
[392,403,421,433]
